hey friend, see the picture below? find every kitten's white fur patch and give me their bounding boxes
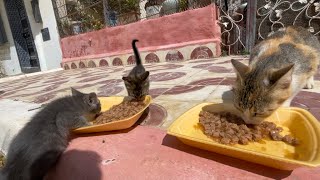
[305,76,314,89]
[281,74,306,107]
[291,74,306,93]
[257,44,269,58]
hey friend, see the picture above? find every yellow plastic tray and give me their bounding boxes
[167,103,320,170]
[73,95,152,134]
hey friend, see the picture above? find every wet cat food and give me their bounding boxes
[94,101,146,124]
[199,111,299,146]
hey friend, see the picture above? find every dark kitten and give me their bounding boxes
[122,39,150,100]
[0,88,101,180]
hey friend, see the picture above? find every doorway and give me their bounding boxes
[4,0,40,73]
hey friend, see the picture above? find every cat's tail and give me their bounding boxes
[132,39,142,65]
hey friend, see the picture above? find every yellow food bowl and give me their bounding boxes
[167,103,320,170]
[73,95,152,134]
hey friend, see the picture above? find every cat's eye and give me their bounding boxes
[254,112,264,117]
[254,112,269,117]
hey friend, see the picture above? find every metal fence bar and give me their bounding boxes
[245,0,257,52]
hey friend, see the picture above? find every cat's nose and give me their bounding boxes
[241,111,254,124]
[242,115,263,125]
[242,115,251,124]
[134,93,142,98]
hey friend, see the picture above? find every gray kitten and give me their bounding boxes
[122,39,150,100]
[0,88,101,180]
[231,26,320,124]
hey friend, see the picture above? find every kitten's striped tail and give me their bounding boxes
[132,39,142,65]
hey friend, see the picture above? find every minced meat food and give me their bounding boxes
[94,100,146,124]
[199,111,299,146]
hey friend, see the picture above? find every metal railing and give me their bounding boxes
[256,0,320,42]
[215,0,320,55]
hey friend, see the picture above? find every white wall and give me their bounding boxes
[24,0,62,71]
[139,0,147,20]
[0,0,62,76]
[0,0,22,75]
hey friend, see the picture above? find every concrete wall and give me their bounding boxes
[31,0,63,70]
[0,0,62,75]
[60,5,221,69]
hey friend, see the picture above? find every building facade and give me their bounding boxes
[0,0,62,75]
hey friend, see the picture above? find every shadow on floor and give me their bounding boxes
[46,150,102,180]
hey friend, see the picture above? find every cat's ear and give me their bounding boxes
[231,59,249,79]
[267,64,294,89]
[141,71,149,81]
[71,87,84,96]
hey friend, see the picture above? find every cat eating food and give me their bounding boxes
[0,88,101,180]
[231,26,320,125]
[122,39,150,100]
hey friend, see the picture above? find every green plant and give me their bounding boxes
[179,0,189,11]
[121,0,140,13]
[221,50,228,56]
[108,0,140,13]
[240,50,250,55]
[60,20,73,36]
[72,0,105,32]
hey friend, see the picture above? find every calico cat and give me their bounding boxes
[0,88,101,180]
[231,26,320,125]
[122,39,150,100]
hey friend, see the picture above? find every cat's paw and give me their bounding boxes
[304,76,314,89]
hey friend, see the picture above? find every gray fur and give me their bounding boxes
[232,26,320,124]
[0,88,101,180]
[122,39,150,100]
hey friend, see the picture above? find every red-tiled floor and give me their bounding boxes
[46,126,319,180]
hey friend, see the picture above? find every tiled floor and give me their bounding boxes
[1,56,319,129]
[1,56,320,179]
